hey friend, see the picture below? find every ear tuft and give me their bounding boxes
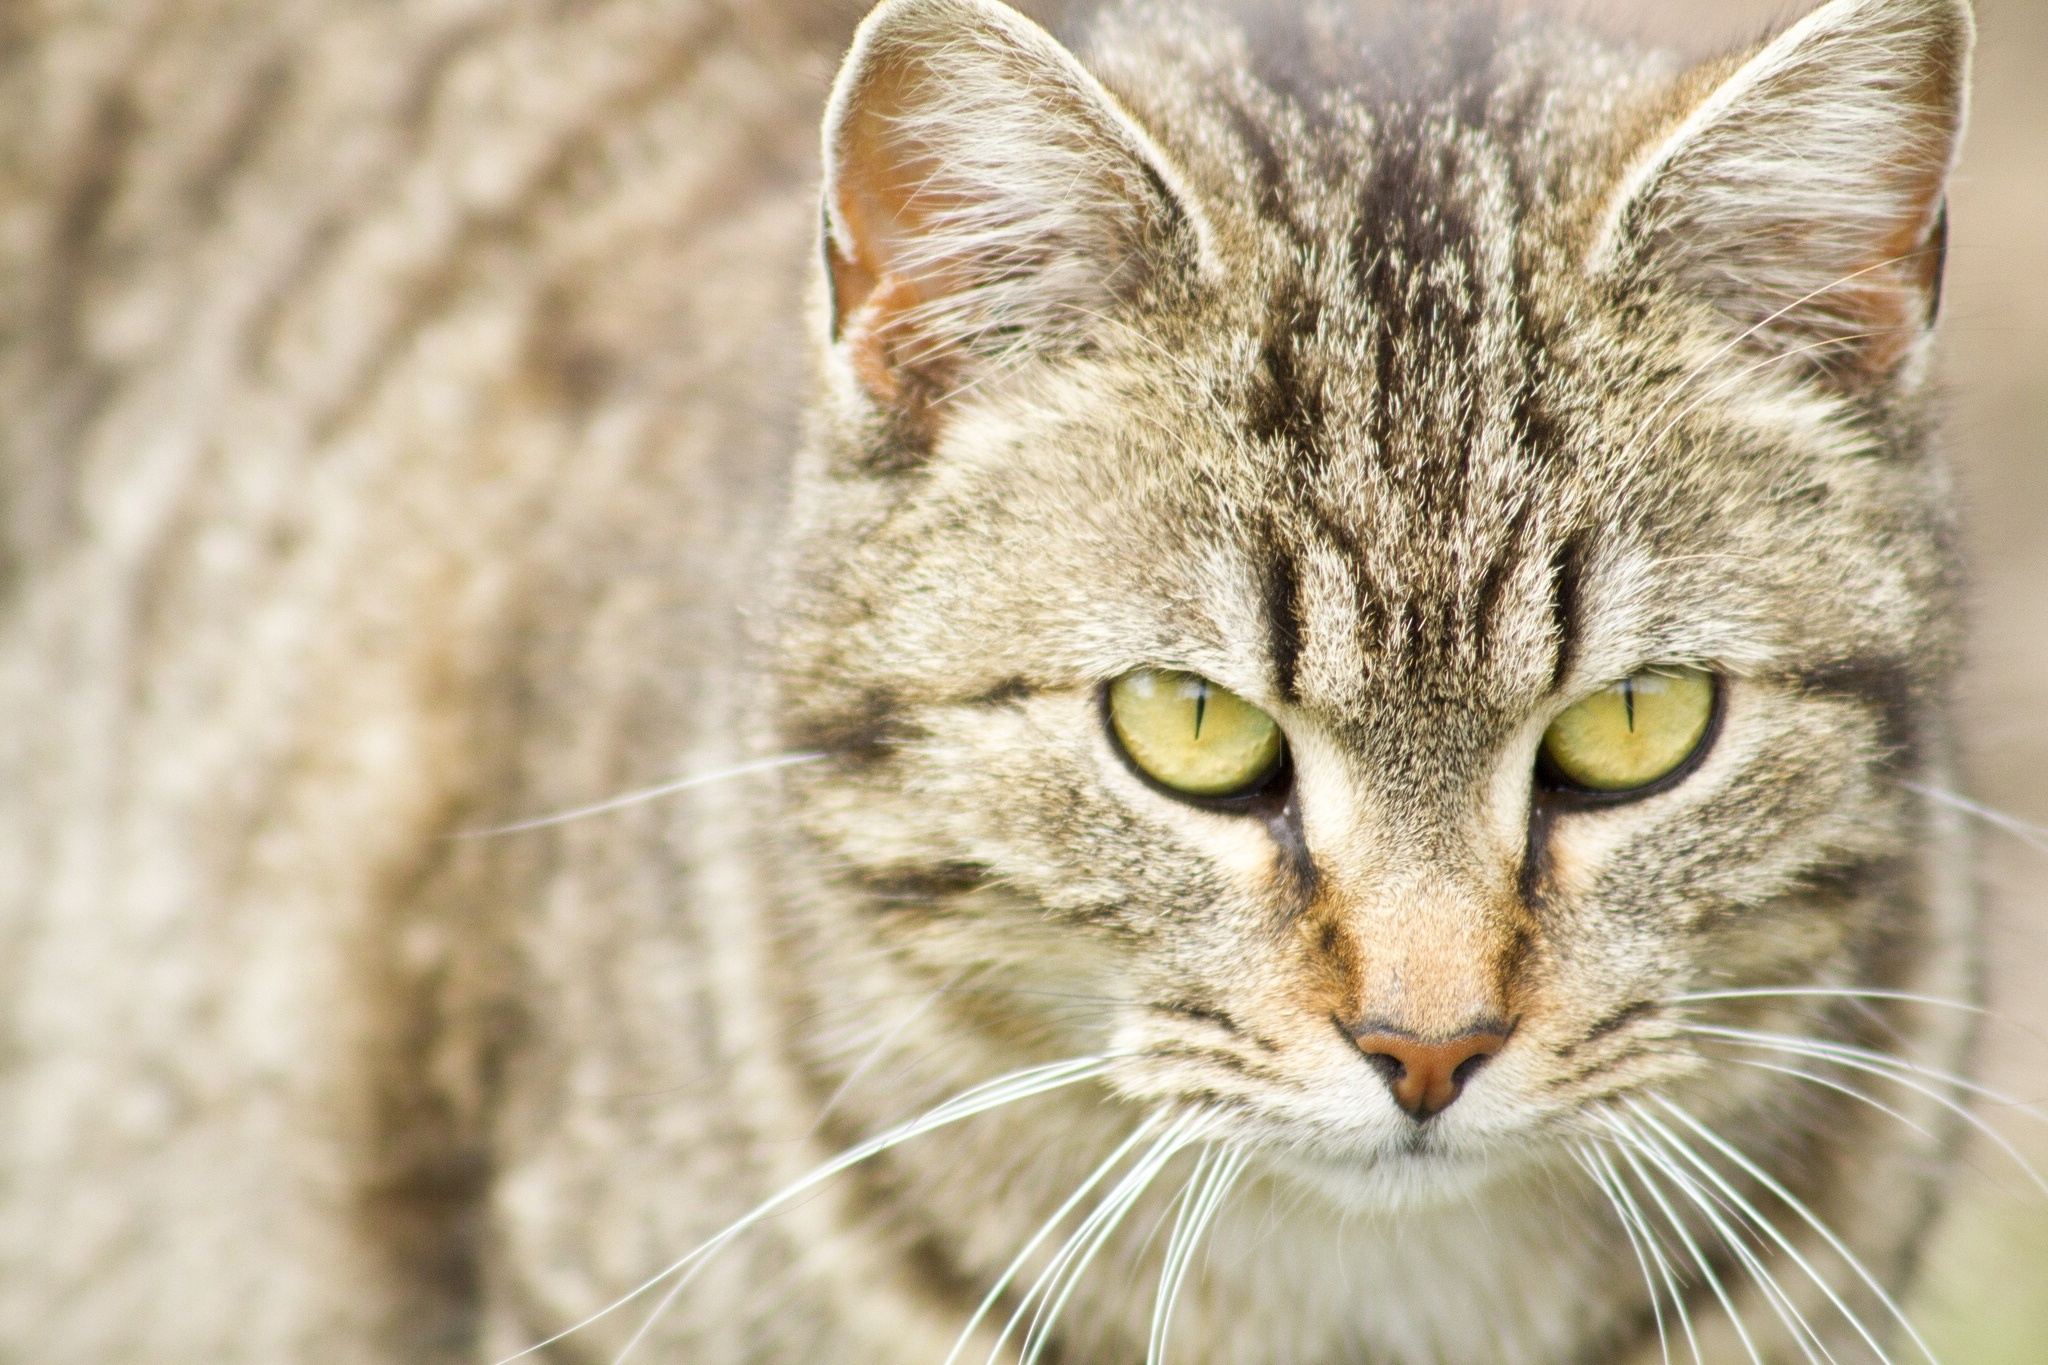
[1595,0,1972,387]
[821,0,1198,420]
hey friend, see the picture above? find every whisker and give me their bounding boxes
[942,1110,1172,1365]
[1715,1056,1938,1145]
[1905,781,2048,855]
[1715,1051,2048,1209]
[1686,1023,2048,1118]
[494,1054,1119,1365]
[1001,1110,1216,1365]
[1662,987,1985,1018]
[1680,1025,2048,1197]
[1651,1098,1940,1365]
[1637,1136,1839,1365]
[1019,1117,1216,1365]
[1606,1139,1711,1365]
[1149,1143,1246,1365]
[997,1119,1183,1365]
[1664,984,2048,1071]
[610,1061,1124,1364]
[1606,1115,1769,1365]
[1616,247,1943,466]
[1632,327,1905,473]
[1144,1145,1218,1365]
[1626,1102,1871,1365]
[1576,1143,1679,1365]
[451,752,825,838]
[804,971,970,1139]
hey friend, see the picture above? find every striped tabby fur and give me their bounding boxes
[0,0,1977,1361]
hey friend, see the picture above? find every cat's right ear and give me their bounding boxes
[820,0,1204,425]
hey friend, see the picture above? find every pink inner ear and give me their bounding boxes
[1832,49,1960,375]
[818,0,1197,418]
[827,66,961,407]
[1853,194,1948,374]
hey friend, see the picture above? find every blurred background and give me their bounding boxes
[1619,0,2048,1354]
[1912,0,2048,1353]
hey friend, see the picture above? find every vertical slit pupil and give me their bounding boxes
[1622,676,1636,732]
[1193,681,1207,738]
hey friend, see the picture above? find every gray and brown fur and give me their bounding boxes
[0,0,1977,1361]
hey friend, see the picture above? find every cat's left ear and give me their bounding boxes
[821,0,1204,422]
[1593,0,1972,387]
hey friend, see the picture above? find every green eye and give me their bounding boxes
[1541,667,1717,794]
[1108,669,1284,799]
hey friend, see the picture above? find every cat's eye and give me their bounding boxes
[1540,667,1717,796]
[1108,669,1284,799]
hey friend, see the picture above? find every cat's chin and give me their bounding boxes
[1262,1129,1539,1214]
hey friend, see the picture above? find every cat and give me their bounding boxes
[0,0,1981,1361]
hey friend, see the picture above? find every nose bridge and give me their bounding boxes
[1314,851,1530,1042]
[1361,870,1522,1024]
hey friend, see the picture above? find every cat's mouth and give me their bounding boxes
[1107,997,1701,1203]
[1257,1124,1523,1212]
[1111,1034,1539,1186]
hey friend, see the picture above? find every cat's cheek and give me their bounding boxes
[1092,736,1298,890]
[1141,793,1288,873]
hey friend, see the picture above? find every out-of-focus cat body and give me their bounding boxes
[0,1,1975,1362]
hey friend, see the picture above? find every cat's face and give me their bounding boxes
[778,0,1964,1202]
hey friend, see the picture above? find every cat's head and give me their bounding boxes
[775,0,1969,1197]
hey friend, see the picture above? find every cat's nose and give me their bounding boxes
[1348,1025,1510,1119]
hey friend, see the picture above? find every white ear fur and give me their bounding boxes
[1592,0,1972,384]
[821,0,1202,414]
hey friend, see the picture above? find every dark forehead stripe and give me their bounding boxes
[1182,5,1589,709]
[1244,274,1328,463]
[1547,534,1586,692]
[1261,516,1305,704]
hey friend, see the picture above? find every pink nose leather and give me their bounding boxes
[1351,1029,1509,1118]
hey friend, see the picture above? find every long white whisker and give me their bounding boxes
[1020,1116,1215,1365]
[1651,1097,1941,1365]
[1662,987,1985,1018]
[1687,1023,2045,1120]
[606,1056,1122,1365]
[452,752,825,838]
[941,1110,1170,1365]
[1146,1146,1217,1365]
[1905,781,2048,854]
[1003,1110,1214,1365]
[1607,1115,1768,1365]
[1633,328,1900,475]
[1636,1123,1839,1365]
[1577,1144,1677,1365]
[1150,1144,1246,1365]
[1627,1102,1868,1365]
[1681,1026,2048,1198]
[1000,1127,1186,1365]
[611,1057,1122,1365]
[1667,984,2048,1063]
[1598,1141,1707,1365]
[495,1055,1117,1365]
[1718,1056,1940,1144]
[1720,1051,2048,1213]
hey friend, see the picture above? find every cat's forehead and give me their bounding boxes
[1072,18,1644,711]
[833,0,1947,744]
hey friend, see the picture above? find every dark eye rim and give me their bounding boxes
[1098,676,1293,814]
[1534,670,1726,808]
